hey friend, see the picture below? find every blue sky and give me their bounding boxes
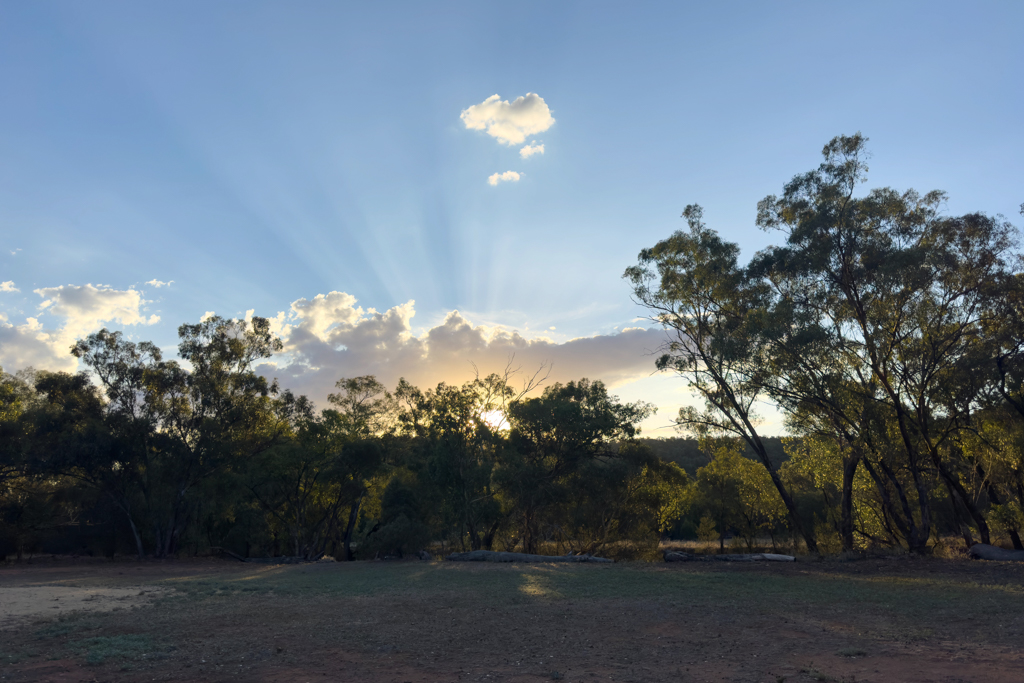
[1,1,1021,434]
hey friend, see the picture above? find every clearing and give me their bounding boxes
[1,555,1022,682]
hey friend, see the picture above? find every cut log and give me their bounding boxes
[968,543,1024,562]
[446,550,613,563]
[664,550,795,563]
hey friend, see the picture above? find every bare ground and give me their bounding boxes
[1,555,1022,682]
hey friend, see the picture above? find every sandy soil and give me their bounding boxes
[1,586,172,628]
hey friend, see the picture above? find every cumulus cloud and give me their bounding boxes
[35,284,159,339]
[146,279,173,288]
[258,292,667,411]
[0,284,160,373]
[488,171,521,186]
[461,93,555,146]
[0,317,77,372]
[0,281,19,293]
[519,142,545,159]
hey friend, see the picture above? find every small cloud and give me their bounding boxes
[200,311,216,322]
[10,248,21,256]
[146,279,173,288]
[488,171,521,186]
[0,281,19,293]
[520,142,545,159]
[461,93,555,146]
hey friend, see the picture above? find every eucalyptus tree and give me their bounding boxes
[0,367,36,488]
[624,207,819,552]
[754,134,1020,552]
[395,374,513,551]
[627,134,1022,553]
[501,379,653,554]
[69,316,287,557]
[325,376,393,559]
[245,389,385,560]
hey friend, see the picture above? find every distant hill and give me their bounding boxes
[637,436,792,475]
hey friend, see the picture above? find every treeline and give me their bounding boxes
[2,133,1022,561]
[626,133,1024,555]
[0,321,691,561]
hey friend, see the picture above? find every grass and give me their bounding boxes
[34,615,101,639]
[158,559,1023,625]
[69,635,164,666]
[135,559,1024,652]
[2,557,1022,679]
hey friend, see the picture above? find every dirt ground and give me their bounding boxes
[1,555,1022,683]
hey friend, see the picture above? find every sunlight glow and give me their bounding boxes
[480,409,508,431]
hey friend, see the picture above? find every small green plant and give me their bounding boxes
[836,647,867,658]
[696,513,718,548]
[812,517,842,556]
[70,635,155,665]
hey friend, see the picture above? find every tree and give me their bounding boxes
[629,133,1022,555]
[67,316,286,558]
[501,379,654,553]
[754,134,1019,552]
[625,207,819,553]
[245,393,384,560]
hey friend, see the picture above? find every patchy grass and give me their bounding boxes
[34,614,101,639]
[69,635,162,665]
[0,557,1022,682]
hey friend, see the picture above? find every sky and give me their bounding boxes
[1,1,1021,435]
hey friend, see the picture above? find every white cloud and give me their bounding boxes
[0,284,160,373]
[146,279,173,288]
[34,284,159,339]
[519,142,545,159]
[258,292,668,412]
[0,281,19,293]
[461,93,555,146]
[0,317,76,372]
[488,171,521,186]
[200,311,216,322]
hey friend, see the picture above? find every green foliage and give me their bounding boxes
[629,133,1024,555]
[5,134,1022,561]
[696,513,718,546]
[689,439,786,550]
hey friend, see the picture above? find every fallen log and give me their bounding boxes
[664,550,795,563]
[968,543,1024,562]
[211,547,247,562]
[211,548,327,564]
[446,550,613,563]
